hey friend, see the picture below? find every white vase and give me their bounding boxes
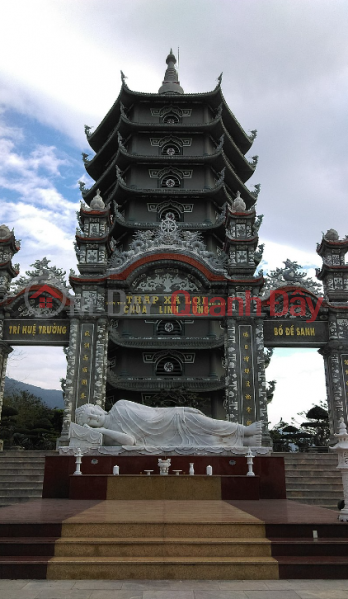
[189,463,194,475]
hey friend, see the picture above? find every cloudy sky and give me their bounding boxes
[1,0,347,426]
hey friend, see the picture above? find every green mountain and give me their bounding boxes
[4,377,64,409]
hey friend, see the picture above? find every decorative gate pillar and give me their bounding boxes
[59,315,109,446]
[317,229,348,438]
[224,315,271,446]
[319,339,348,438]
[0,340,13,423]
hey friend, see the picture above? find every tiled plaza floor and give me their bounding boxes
[1,579,348,599]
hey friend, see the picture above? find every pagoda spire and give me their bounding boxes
[158,49,184,95]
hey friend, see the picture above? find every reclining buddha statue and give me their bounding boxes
[73,400,262,450]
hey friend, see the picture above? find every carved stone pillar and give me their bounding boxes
[93,317,109,410]
[319,310,348,438]
[254,319,271,445]
[224,317,271,445]
[0,342,13,423]
[224,318,239,421]
[59,317,80,445]
[319,343,348,439]
[59,315,109,446]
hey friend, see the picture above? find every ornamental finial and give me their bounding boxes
[90,189,105,210]
[158,50,184,95]
[231,191,246,212]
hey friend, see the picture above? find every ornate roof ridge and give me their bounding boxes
[107,254,228,283]
[107,249,228,278]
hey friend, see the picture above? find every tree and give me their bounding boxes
[0,390,63,449]
[270,402,330,452]
[300,402,330,447]
[269,418,312,452]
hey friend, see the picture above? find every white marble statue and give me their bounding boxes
[74,400,262,448]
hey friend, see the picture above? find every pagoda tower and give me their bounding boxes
[63,51,270,445]
[316,229,348,433]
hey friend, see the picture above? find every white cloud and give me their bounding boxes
[0,127,77,275]
[7,347,66,390]
[266,348,326,428]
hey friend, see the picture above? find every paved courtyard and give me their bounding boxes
[1,579,348,599]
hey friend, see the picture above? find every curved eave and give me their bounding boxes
[316,264,348,280]
[225,234,258,245]
[107,373,226,392]
[109,332,225,349]
[87,85,125,153]
[119,144,224,164]
[107,253,228,282]
[220,152,256,192]
[88,110,225,177]
[317,238,348,256]
[75,233,109,244]
[0,261,19,278]
[220,91,253,153]
[107,178,232,207]
[89,83,251,152]
[227,275,264,285]
[0,237,20,253]
[226,207,256,220]
[111,214,226,238]
[111,177,256,209]
[120,112,223,132]
[85,111,222,181]
[83,154,120,204]
[85,148,255,208]
[80,206,110,217]
[221,122,255,180]
[86,149,225,204]
[86,111,254,184]
[69,274,107,286]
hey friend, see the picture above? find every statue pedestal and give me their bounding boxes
[43,454,286,500]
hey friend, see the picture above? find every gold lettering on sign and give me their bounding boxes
[240,324,255,424]
[8,323,67,336]
[274,325,316,337]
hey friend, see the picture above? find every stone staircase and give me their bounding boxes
[0,502,279,579]
[0,451,57,508]
[277,452,343,509]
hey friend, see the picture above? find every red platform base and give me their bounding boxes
[43,455,286,500]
